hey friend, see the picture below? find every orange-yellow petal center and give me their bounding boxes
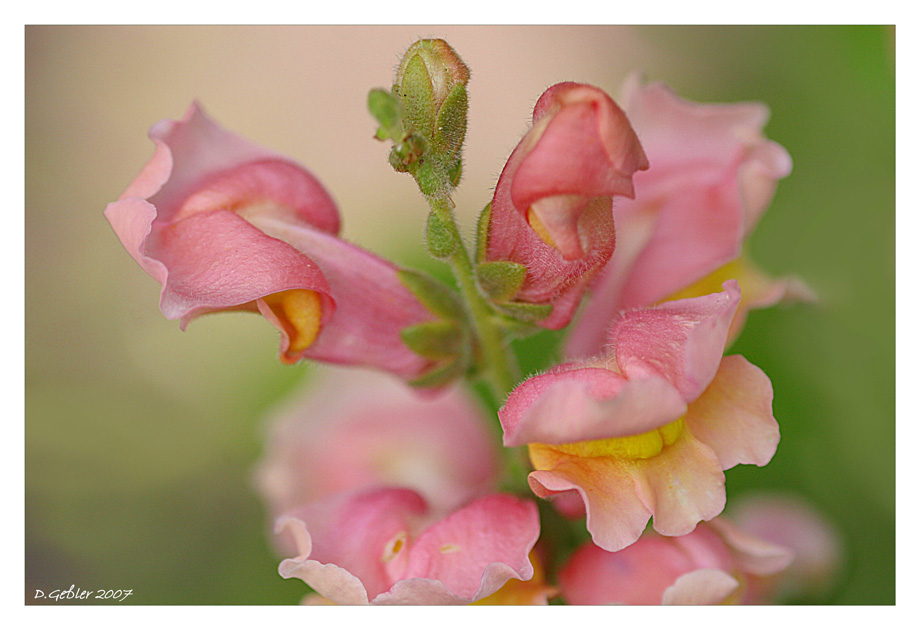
[262,289,323,363]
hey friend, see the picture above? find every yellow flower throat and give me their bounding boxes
[538,417,685,460]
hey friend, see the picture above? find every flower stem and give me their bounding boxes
[428,197,519,401]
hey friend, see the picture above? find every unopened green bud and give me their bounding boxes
[394,39,470,138]
[371,39,471,200]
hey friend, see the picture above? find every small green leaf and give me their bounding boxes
[400,320,464,359]
[475,203,492,262]
[408,358,465,389]
[433,84,468,157]
[414,159,449,198]
[476,261,527,302]
[426,209,459,259]
[397,269,465,321]
[494,300,554,324]
[397,54,436,137]
[368,88,402,140]
[447,159,462,187]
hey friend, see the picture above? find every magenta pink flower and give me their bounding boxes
[479,82,649,329]
[277,489,539,605]
[499,282,779,551]
[567,75,810,357]
[255,366,501,520]
[104,103,436,379]
[559,518,793,605]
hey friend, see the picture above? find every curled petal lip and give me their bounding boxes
[501,368,688,447]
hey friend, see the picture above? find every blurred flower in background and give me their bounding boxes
[25,25,893,604]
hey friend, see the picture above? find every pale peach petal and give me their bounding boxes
[636,431,726,536]
[528,447,652,552]
[685,355,779,469]
[661,568,740,605]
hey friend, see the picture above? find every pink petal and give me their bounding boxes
[661,568,740,605]
[244,213,437,378]
[517,82,650,206]
[500,365,687,447]
[609,281,741,402]
[143,208,332,326]
[707,517,794,577]
[277,488,428,603]
[483,192,616,328]
[479,82,647,326]
[398,495,539,603]
[140,103,340,233]
[684,355,779,469]
[613,181,746,309]
[565,75,791,358]
[730,493,843,600]
[255,366,501,519]
[559,538,694,605]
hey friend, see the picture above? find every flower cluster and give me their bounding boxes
[105,39,835,604]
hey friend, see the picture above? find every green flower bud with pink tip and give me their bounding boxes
[370,38,471,199]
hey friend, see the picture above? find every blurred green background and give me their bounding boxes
[25,26,894,604]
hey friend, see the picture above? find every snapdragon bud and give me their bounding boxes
[394,39,470,140]
[370,38,471,199]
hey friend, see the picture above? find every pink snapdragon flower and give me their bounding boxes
[104,103,436,379]
[499,282,779,552]
[480,82,649,329]
[567,75,811,357]
[277,489,539,605]
[559,518,793,605]
[255,366,501,519]
[729,492,843,602]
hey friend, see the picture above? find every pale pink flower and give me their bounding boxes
[500,282,779,552]
[567,75,811,358]
[277,489,539,605]
[559,518,793,605]
[104,103,436,379]
[480,82,649,329]
[730,492,844,602]
[255,367,501,520]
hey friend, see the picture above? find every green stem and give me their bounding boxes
[428,197,519,400]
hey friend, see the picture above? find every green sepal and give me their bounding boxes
[426,209,459,259]
[476,261,527,302]
[400,320,464,359]
[448,159,462,187]
[397,269,465,321]
[493,300,554,324]
[433,83,468,158]
[368,88,403,141]
[397,54,436,138]
[475,202,492,262]
[408,358,466,389]
[414,159,449,198]
[493,315,543,340]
